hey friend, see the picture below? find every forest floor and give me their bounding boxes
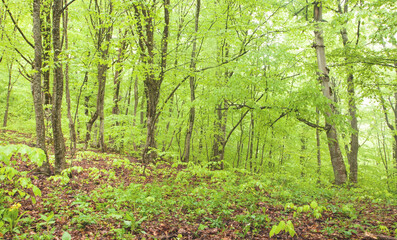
[0,129,397,240]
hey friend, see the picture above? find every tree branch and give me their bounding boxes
[61,0,78,13]
[1,0,34,49]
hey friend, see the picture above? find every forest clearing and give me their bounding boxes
[1,0,397,239]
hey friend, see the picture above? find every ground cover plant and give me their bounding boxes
[1,130,396,239]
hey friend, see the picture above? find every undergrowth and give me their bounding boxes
[0,143,396,239]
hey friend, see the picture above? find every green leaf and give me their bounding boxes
[32,185,41,197]
[198,224,208,230]
[62,231,72,240]
[269,225,277,237]
[310,201,318,209]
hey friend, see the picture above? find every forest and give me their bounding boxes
[0,0,396,239]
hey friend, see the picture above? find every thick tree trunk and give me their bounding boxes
[142,82,160,162]
[313,1,347,185]
[211,102,227,169]
[32,0,50,174]
[52,0,66,174]
[182,0,200,163]
[136,0,170,164]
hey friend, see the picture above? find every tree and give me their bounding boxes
[85,0,113,152]
[52,0,66,174]
[313,1,347,185]
[32,0,50,174]
[182,0,201,163]
[338,0,359,183]
[133,0,170,164]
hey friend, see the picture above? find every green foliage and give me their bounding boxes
[285,200,327,219]
[61,232,72,240]
[0,145,44,206]
[123,212,147,233]
[0,203,27,236]
[340,204,358,219]
[269,220,296,238]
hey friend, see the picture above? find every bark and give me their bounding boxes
[41,0,52,106]
[316,108,321,178]
[64,5,76,156]
[97,3,113,152]
[32,0,50,174]
[132,76,139,151]
[300,136,307,176]
[112,30,128,116]
[134,0,170,164]
[52,0,66,174]
[85,0,113,152]
[377,61,397,173]
[182,0,200,163]
[211,101,227,169]
[3,62,14,127]
[313,1,347,185]
[339,0,358,183]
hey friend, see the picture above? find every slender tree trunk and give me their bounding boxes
[339,0,359,183]
[64,5,76,156]
[42,0,52,106]
[112,30,128,115]
[124,76,133,116]
[132,76,139,150]
[316,108,321,179]
[52,0,66,174]
[85,1,113,152]
[300,136,307,176]
[313,1,347,185]
[32,0,50,175]
[182,0,200,163]
[3,62,14,127]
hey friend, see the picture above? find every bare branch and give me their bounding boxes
[1,0,34,49]
[61,0,78,13]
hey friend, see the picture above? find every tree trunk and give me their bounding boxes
[313,1,347,185]
[32,0,50,175]
[211,101,227,169]
[85,0,113,152]
[300,136,306,177]
[182,0,200,163]
[134,0,170,164]
[132,76,139,151]
[339,0,359,183]
[97,58,109,152]
[316,108,321,179]
[63,5,76,156]
[3,62,13,127]
[41,0,52,106]
[112,30,128,116]
[52,0,66,174]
